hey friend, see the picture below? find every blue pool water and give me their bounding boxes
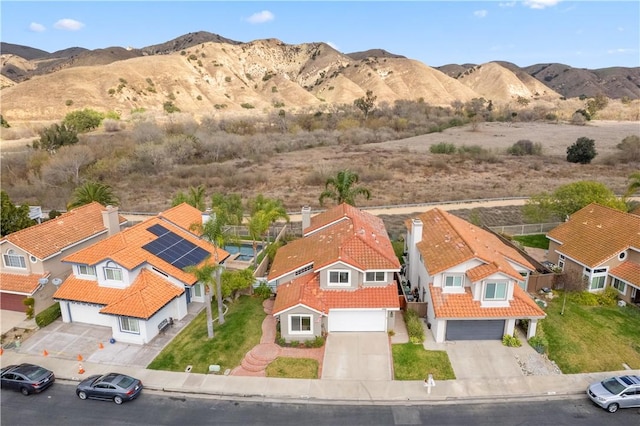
[224,243,264,262]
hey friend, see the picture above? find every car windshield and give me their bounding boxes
[23,367,48,380]
[116,376,135,388]
[602,378,626,395]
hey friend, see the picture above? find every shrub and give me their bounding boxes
[616,135,640,162]
[225,76,232,83]
[65,99,73,106]
[566,137,597,164]
[254,283,272,300]
[507,139,542,156]
[404,309,425,344]
[163,101,180,113]
[31,124,79,153]
[528,335,548,354]
[502,334,522,347]
[304,336,325,348]
[568,291,600,306]
[430,142,456,154]
[35,303,61,327]
[597,286,619,306]
[0,115,9,128]
[62,108,104,133]
[240,103,255,109]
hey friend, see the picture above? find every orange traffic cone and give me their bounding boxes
[98,342,104,350]
[78,362,85,374]
[43,349,49,356]
[77,354,83,362]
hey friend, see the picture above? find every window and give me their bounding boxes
[290,315,312,334]
[3,250,26,269]
[78,265,96,277]
[104,266,123,281]
[365,271,385,282]
[294,264,313,276]
[194,283,202,298]
[484,282,507,301]
[619,251,626,260]
[589,275,606,291]
[444,275,463,288]
[328,270,349,286]
[119,317,139,334]
[558,254,565,270]
[612,278,626,294]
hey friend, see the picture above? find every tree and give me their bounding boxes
[625,171,640,198]
[62,108,103,133]
[31,124,79,154]
[566,137,597,164]
[354,90,377,119]
[210,193,244,225]
[319,169,371,206]
[586,94,608,118]
[41,145,94,186]
[616,135,640,163]
[221,269,254,299]
[1,191,35,237]
[184,257,221,339]
[247,195,289,268]
[68,181,119,209]
[523,181,627,223]
[171,185,206,211]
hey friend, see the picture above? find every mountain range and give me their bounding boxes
[1,31,639,121]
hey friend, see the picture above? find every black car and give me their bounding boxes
[76,373,143,404]
[0,363,55,395]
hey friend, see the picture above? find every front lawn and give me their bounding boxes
[541,292,640,373]
[147,295,265,374]
[512,234,549,249]
[266,357,319,379]
[392,344,455,380]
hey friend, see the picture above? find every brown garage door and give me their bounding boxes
[0,293,27,312]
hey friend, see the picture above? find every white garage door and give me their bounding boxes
[328,309,386,332]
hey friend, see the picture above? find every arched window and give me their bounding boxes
[3,249,26,269]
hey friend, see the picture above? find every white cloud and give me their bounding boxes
[474,10,488,18]
[29,22,46,32]
[607,48,636,55]
[326,41,340,51]
[53,18,85,31]
[523,0,560,10]
[499,2,517,7]
[246,10,274,24]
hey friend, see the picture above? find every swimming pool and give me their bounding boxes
[224,242,264,262]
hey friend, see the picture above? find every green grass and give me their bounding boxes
[147,296,265,374]
[541,292,640,373]
[512,234,549,249]
[392,344,455,380]
[266,357,319,379]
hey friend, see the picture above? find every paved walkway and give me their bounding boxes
[230,299,325,377]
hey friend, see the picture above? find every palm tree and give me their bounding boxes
[68,181,118,209]
[319,169,371,206]
[184,257,220,339]
[171,185,206,211]
[250,195,289,243]
[247,210,270,269]
[623,171,640,211]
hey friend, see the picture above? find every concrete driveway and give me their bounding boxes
[442,340,526,379]
[321,332,392,381]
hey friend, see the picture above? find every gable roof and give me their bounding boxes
[0,202,127,260]
[429,284,545,319]
[546,203,640,268]
[62,203,229,285]
[609,261,640,287]
[54,269,184,319]
[410,208,534,280]
[268,203,399,280]
[272,273,400,315]
[0,272,50,295]
[158,203,204,233]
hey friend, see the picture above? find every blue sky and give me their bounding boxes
[2,1,639,69]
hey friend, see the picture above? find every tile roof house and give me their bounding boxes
[546,203,640,306]
[404,208,545,343]
[269,204,401,341]
[53,203,230,345]
[0,203,126,313]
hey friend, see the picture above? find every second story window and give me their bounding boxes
[104,262,123,282]
[328,270,350,286]
[366,271,385,282]
[78,264,96,277]
[444,275,463,288]
[3,249,26,269]
[484,282,507,301]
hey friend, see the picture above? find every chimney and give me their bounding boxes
[411,218,423,245]
[202,208,213,225]
[102,205,120,236]
[301,206,311,232]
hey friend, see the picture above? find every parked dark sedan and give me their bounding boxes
[0,363,55,395]
[76,373,143,404]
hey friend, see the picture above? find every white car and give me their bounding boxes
[587,375,640,413]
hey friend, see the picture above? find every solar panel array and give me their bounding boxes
[142,224,210,269]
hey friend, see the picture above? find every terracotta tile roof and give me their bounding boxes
[54,269,184,319]
[62,204,229,285]
[429,284,545,319]
[412,208,533,280]
[272,273,400,315]
[609,261,640,287]
[158,203,204,233]
[466,263,500,282]
[268,203,399,280]
[0,202,127,260]
[546,203,640,268]
[0,272,50,294]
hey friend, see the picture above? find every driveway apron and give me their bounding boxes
[321,332,391,381]
[444,340,525,380]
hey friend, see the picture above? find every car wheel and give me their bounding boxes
[606,403,619,413]
[114,395,123,405]
[20,387,30,396]
[77,391,87,400]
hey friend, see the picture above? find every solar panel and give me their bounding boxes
[147,224,169,236]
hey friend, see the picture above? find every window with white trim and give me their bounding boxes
[586,267,607,291]
[194,283,202,298]
[484,282,507,301]
[294,264,314,276]
[119,317,140,334]
[3,249,26,269]
[104,263,123,282]
[612,278,626,294]
[78,264,96,277]
[289,315,312,334]
[328,270,350,286]
[444,275,463,288]
[558,254,565,270]
[365,271,385,282]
